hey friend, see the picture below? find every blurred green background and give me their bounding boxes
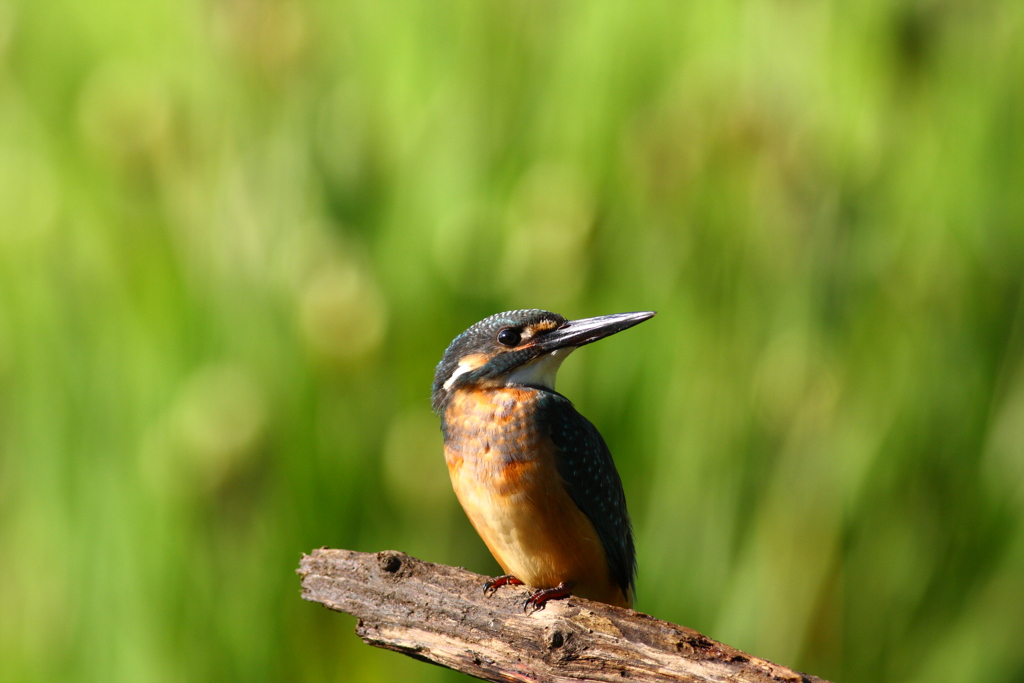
[1,1,1023,682]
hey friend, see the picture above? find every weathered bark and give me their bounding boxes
[298,548,831,683]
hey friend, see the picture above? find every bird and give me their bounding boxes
[431,309,655,611]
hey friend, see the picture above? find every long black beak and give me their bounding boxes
[535,311,656,352]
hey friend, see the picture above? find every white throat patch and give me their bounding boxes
[504,347,576,390]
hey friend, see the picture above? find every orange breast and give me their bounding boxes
[443,386,630,608]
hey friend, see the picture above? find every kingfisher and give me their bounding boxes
[431,309,655,611]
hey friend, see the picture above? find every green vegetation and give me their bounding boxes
[1,2,1023,682]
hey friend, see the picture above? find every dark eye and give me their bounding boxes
[497,328,521,347]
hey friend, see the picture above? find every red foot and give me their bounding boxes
[524,581,575,614]
[483,574,524,596]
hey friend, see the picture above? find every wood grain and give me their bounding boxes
[298,548,832,683]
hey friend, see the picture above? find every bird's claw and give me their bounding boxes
[483,574,523,596]
[523,582,574,614]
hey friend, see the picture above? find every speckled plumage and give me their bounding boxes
[432,309,653,609]
[539,392,635,601]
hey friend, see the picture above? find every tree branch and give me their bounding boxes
[298,548,831,683]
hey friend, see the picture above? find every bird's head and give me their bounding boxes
[431,309,655,412]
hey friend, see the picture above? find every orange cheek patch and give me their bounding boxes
[459,353,489,371]
[522,319,559,343]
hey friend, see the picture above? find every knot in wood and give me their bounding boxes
[379,552,403,574]
[547,629,564,649]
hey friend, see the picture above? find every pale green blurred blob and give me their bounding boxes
[382,409,450,512]
[381,408,456,562]
[500,163,594,309]
[76,62,174,172]
[170,363,268,489]
[299,261,388,364]
[983,357,1024,499]
[0,95,61,251]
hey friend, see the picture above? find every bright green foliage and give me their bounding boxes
[1,2,1023,682]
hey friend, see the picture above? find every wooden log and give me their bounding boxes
[298,548,831,683]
